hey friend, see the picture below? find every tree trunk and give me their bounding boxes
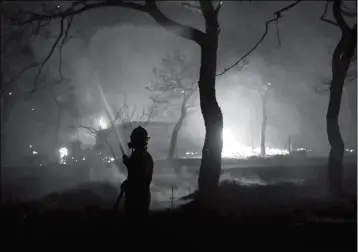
[0,96,5,166]
[197,28,223,194]
[326,24,356,197]
[327,74,345,197]
[167,109,185,161]
[343,86,356,148]
[260,93,267,156]
[167,93,192,161]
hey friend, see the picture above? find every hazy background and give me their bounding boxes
[1,1,356,207]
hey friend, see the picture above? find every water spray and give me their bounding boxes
[94,73,127,157]
[94,72,130,209]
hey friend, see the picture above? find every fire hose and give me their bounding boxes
[113,178,127,210]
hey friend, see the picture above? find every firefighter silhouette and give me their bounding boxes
[122,126,153,221]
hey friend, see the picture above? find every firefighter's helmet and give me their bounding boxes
[128,126,149,149]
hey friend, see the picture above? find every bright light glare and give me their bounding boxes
[221,128,289,158]
[32,150,38,155]
[59,147,68,164]
[98,117,108,129]
[59,148,68,156]
[222,128,253,157]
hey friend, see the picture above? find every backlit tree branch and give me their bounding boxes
[320,1,339,27]
[2,1,206,94]
[216,0,302,76]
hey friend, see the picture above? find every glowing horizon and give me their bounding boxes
[222,128,289,158]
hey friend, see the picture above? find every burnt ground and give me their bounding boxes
[1,181,356,249]
[1,209,356,249]
[1,157,356,249]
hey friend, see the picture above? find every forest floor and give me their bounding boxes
[1,156,356,249]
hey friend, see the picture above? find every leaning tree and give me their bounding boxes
[147,51,198,161]
[319,0,357,197]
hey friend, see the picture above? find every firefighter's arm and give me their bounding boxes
[121,179,128,191]
[122,154,131,168]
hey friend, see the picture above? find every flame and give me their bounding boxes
[98,117,109,129]
[59,147,69,164]
[222,128,288,158]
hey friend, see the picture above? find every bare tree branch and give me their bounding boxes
[216,0,302,76]
[1,15,69,94]
[78,125,99,136]
[78,124,118,159]
[0,62,38,94]
[28,17,65,93]
[145,0,205,45]
[7,1,147,25]
[9,1,205,44]
[3,0,206,93]
[58,16,73,83]
[147,51,198,109]
[275,19,281,48]
[320,1,339,27]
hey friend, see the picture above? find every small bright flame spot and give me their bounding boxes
[40,164,42,167]
[59,147,68,164]
[32,108,35,111]
[75,160,78,162]
[83,157,86,161]
[57,5,60,8]
[110,157,115,162]
[9,92,12,95]
[72,157,74,160]
[32,151,38,155]
[268,82,271,86]
[29,145,32,148]
[98,117,108,129]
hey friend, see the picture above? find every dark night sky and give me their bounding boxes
[4,1,357,158]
